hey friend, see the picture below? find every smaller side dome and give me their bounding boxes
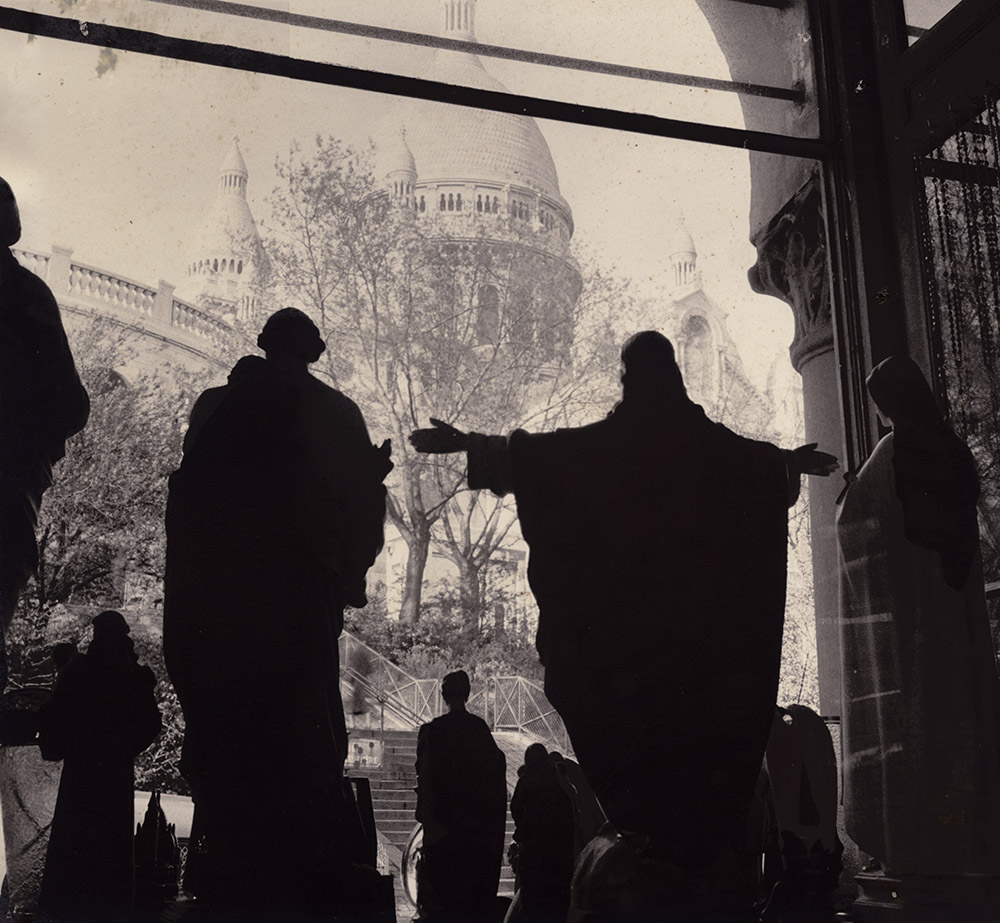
[668,218,698,289]
[219,137,248,177]
[380,126,417,180]
[667,218,696,259]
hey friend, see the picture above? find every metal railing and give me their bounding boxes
[339,630,570,752]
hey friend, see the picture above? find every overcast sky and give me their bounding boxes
[1,0,814,389]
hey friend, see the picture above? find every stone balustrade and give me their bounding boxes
[68,261,156,316]
[11,248,49,279]
[170,299,231,346]
[11,245,237,361]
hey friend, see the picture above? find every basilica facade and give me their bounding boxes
[12,0,784,625]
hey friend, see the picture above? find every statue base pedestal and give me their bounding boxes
[0,745,62,922]
[854,870,1000,922]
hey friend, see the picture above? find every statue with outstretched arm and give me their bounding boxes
[410,331,837,919]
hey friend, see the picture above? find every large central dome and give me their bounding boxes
[402,48,563,199]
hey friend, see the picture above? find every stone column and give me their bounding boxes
[153,280,175,326]
[748,168,845,718]
[47,245,74,297]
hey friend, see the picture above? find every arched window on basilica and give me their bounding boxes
[456,193,463,211]
[440,193,446,211]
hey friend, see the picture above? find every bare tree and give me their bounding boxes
[265,139,621,622]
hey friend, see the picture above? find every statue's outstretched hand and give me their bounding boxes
[409,418,470,454]
[792,443,840,477]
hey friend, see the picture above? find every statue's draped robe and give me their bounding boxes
[37,648,161,920]
[511,759,576,922]
[469,399,794,866]
[0,249,89,632]
[838,433,1000,875]
[415,710,507,918]
[163,356,386,907]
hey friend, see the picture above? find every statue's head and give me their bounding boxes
[441,669,471,706]
[0,177,22,247]
[524,742,549,767]
[89,609,135,660]
[257,307,325,363]
[866,355,940,430]
[92,609,131,637]
[620,330,686,403]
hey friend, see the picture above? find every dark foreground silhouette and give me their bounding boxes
[0,177,89,687]
[510,744,575,923]
[415,670,508,922]
[37,611,161,922]
[411,331,837,919]
[164,308,391,919]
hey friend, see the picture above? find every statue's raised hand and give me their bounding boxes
[792,442,839,477]
[409,418,470,454]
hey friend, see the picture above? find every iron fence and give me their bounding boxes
[339,631,570,752]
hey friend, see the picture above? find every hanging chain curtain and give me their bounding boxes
[918,93,1000,592]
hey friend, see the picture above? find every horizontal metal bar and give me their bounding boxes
[725,0,790,7]
[987,580,1000,599]
[0,6,830,160]
[921,156,999,186]
[148,0,805,103]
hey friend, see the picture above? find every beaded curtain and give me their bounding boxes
[919,94,1000,594]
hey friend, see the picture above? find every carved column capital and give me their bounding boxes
[748,169,832,372]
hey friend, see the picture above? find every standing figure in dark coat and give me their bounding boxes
[0,177,89,687]
[415,670,507,922]
[411,331,837,917]
[37,610,162,922]
[164,308,391,917]
[510,743,575,923]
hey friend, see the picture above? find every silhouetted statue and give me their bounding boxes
[838,355,1000,877]
[36,610,161,922]
[0,177,89,688]
[133,791,181,910]
[510,743,575,923]
[758,705,843,921]
[415,670,507,922]
[163,308,391,917]
[548,751,606,861]
[411,331,837,918]
[49,641,79,675]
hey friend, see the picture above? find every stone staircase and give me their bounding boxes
[358,727,517,909]
[367,728,419,856]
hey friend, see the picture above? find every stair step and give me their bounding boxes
[374,809,416,823]
[374,820,415,831]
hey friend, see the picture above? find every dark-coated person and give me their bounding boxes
[415,670,507,922]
